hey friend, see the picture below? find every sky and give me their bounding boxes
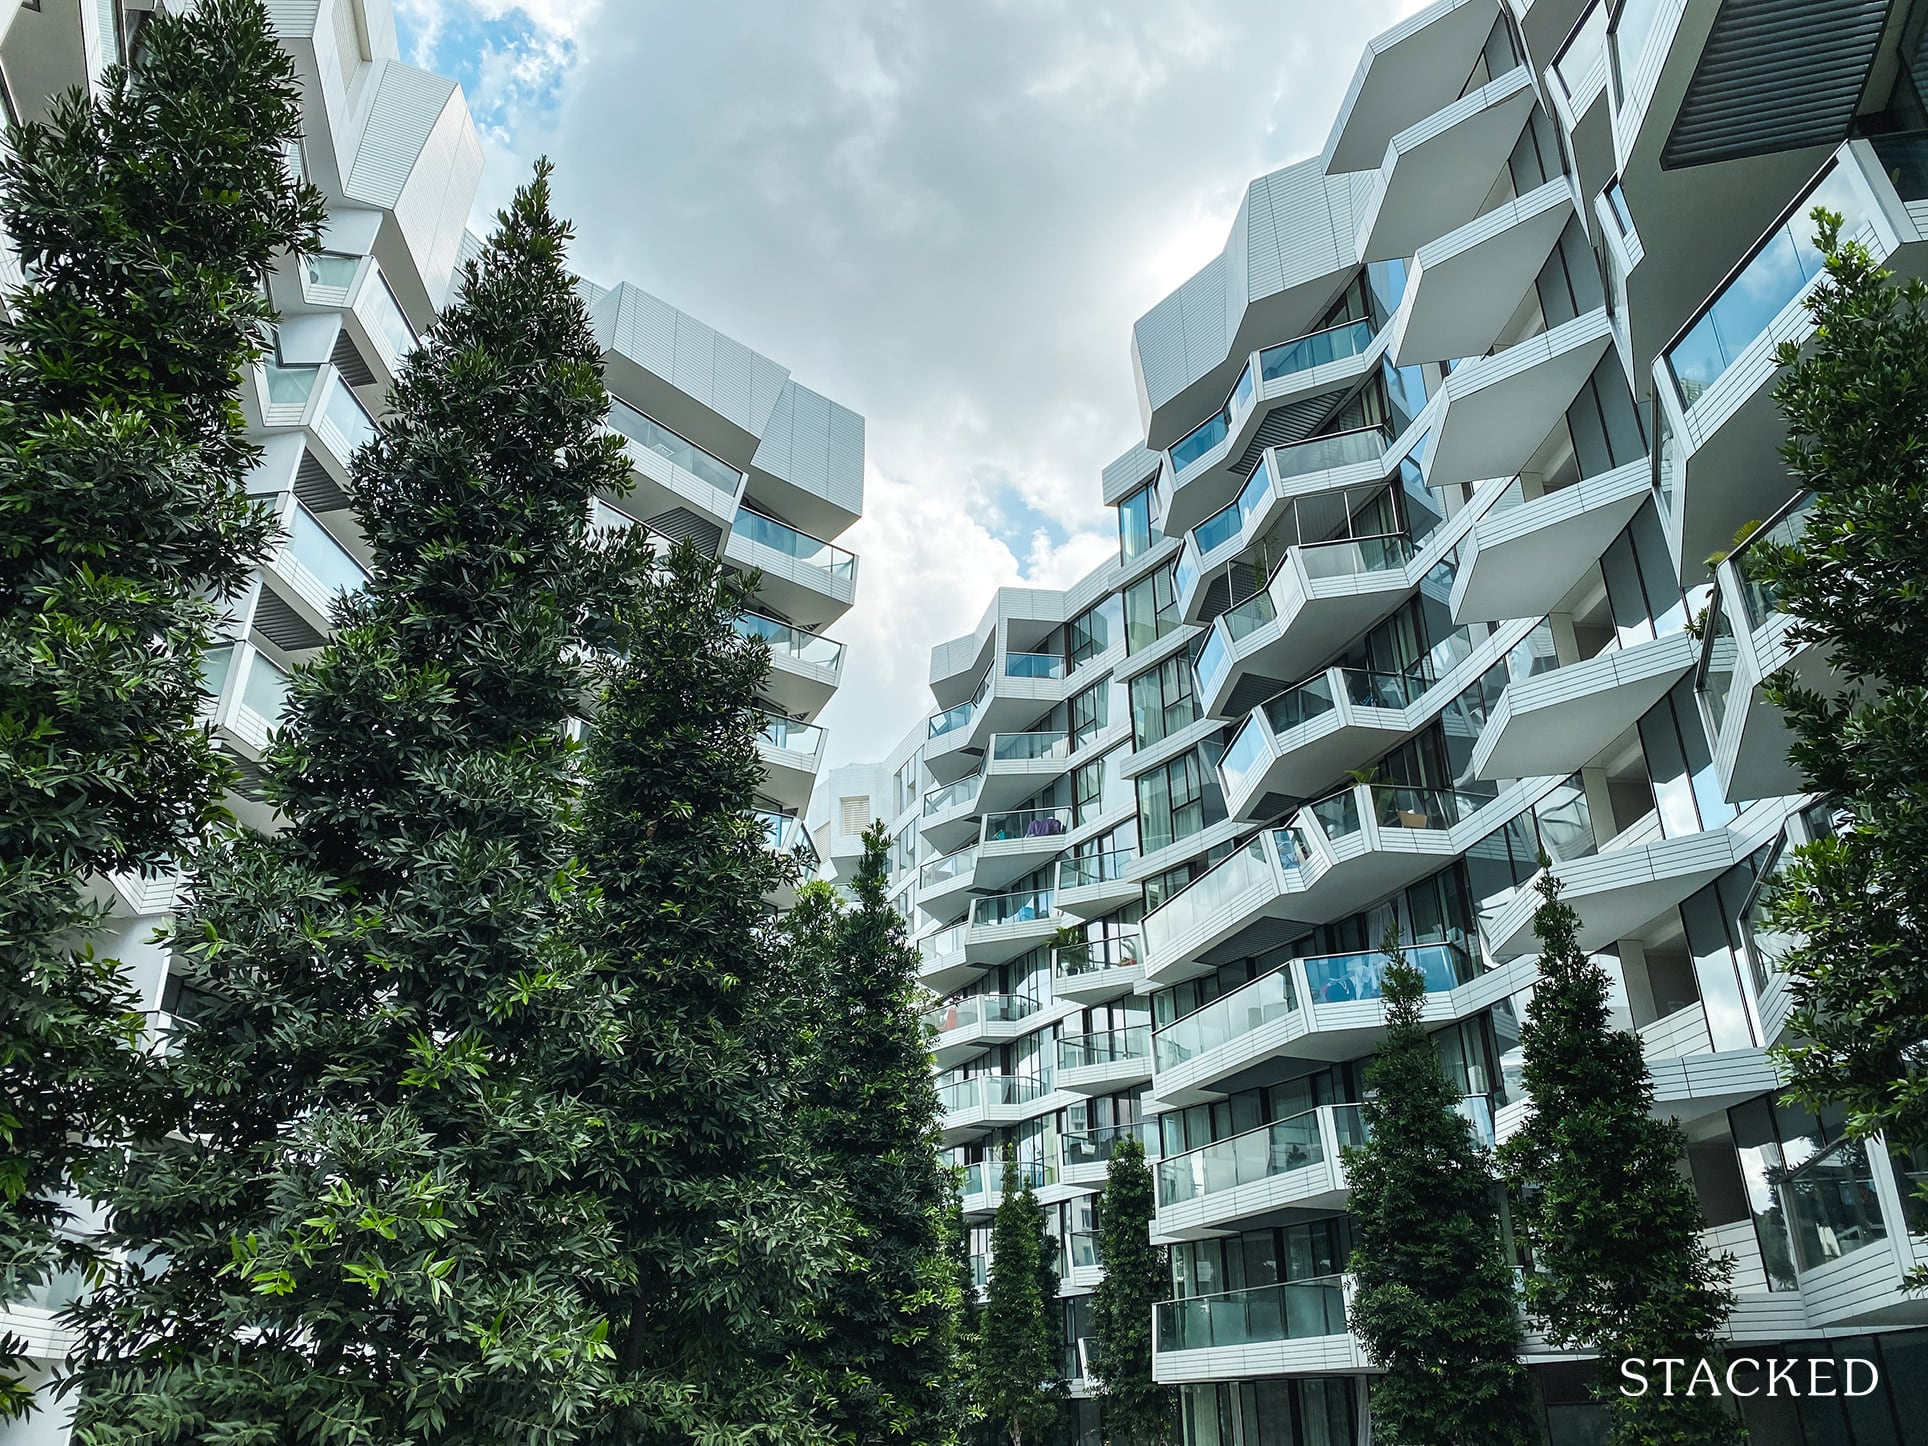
[390,0,1433,768]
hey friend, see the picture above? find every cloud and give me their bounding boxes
[396,1,1430,766]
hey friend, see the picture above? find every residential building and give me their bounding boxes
[826,1,1928,1442]
[0,3,860,1436]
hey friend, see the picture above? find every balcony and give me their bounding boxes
[724,509,858,631]
[977,805,1072,891]
[263,496,370,637]
[199,640,292,764]
[1544,1,1612,205]
[978,731,1077,813]
[1057,1025,1153,1095]
[1424,307,1615,490]
[755,714,826,810]
[1061,1120,1158,1186]
[1354,65,1537,263]
[919,772,984,852]
[940,1073,1054,1144]
[1152,1279,1359,1383]
[1055,847,1140,918]
[1777,1136,1927,1306]
[1393,177,1576,367]
[733,611,844,721]
[918,844,982,915]
[1153,1105,1362,1241]
[252,362,380,496]
[926,993,1045,1068]
[964,887,1060,968]
[1471,629,1698,781]
[958,1157,1055,1217]
[918,922,979,997]
[1149,944,1480,1107]
[1051,935,1145,1007]
[1449,461,1650,625]
[1323,0,1513,174]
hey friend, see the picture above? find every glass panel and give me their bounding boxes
[1157,1108,1331,1206]
[1155,1279,1347,1351]
[1192,455,1275,557]
[1297,533,1413,580]
[1300,944,1473,1003]
[733,510,856,580]
[758,714,823,754]
[607,397,741,492]
[972,889,1053,926]
[239,649,290,721]
[1870,131,1928,202]
[924,775,983,815]
[1735,492,1815,626]
[365,273,417,361]
[733,611,845,668]
[265,362,319,405]
[1553,0,1608,99]
[319,373,377,459]
[1218,715,1271,803]
[1059,1026,1151,1069]
[1152,957,1298,1071]
[1063,1120,1156,1167]
[925,993,1041,1033]
[1699,588,1741,735]
[1781,1136,1892,1272]
[1052,933,1142,980]
[303,251,360,290]
[1270,425,1391,481]
[921,846,978,889]
[1060,848,1136,887]
[1258,319,1376,384]
[991,731,1072,763]
[1005,650,1067,680]
[983,805,1072,842]
[200,644,234,702]
[285,503,369,597]
[1172,412,1230,475]
[1143,836,1276,969]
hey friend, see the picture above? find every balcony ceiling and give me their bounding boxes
[1472,631,1698,781]
[1323,0,1507,175]
[1394,178,1574,367]
[1450,460,1650,625]
[1425,308,1613,489]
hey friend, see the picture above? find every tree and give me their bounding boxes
[1753,209,1928,1274]
[71,167,634,1445]
[789,831,963,1445]
[0,0,321,1417]
[1500,873,1739,1446]
[1089,1136,1176,1445]
[974,1154,1064,1446]
[571,540,847,1445]
[942,1177,989,1446]
[1344,927,1534,1446]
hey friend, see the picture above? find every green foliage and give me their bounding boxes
[1089,1137,1176,1445]
[571,540,848,1444]
[942,1178,988,1446]
[1755,209,1928,1282]
[788,830,964,1444]
[0,0,321,1417]
[1344,927,1534,1446]
[974,1154,1063,1446]
[69,166,635,1444]
[1500,873,1739,1446]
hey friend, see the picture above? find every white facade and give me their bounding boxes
[828,2,1928,1442]
[0,3,860,1432]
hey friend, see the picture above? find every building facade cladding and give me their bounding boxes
[0,0,861,1425]
[823,2,1928,1443]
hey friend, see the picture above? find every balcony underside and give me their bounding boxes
[1484,829,1740,960]
[1426,308,1613,489]
[1394,178,1574,367]
[1152,1161,1350,1245]
[1324,0,1505,174]
[1451,461,1650,625]
[1472,631,1698,781]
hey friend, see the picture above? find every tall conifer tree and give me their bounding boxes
[1089,1136,1176,1445]
[73,167,634,1445]
[1345,930,1534,1446]
[0,0,320,1416]
[1501,874,1738,1446]
[974,1154,1063,1446]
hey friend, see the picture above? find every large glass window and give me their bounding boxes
[1136,747,1222,855]
[1070,681,1109,752]
[1117,481,1160,565]
[1128,654,1198,749]
[1123,564,1180,653]
[1638,678,1736,839]
[1069,593,1122,670]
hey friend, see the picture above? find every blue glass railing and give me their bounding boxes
[734,509,857,581]
[608,397,741,493]
[734,611,845,669]
[1258,317,1375,384]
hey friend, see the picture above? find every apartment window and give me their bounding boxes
[1070,682,1108,752]
[839,795,871,835]
[892,756,920,817]
[889,824,916,882]
[1069,593,1122,670]
[1566,358,1647,478]
[1123,564,1180,653]
[1678,863,1764,1053]
[1073,751,1129,828]
[1117,481,1160,565]
[1136,749,1211,856]
[1128,654,1197,749]
[1600,502,1687,645]
[1638,678,1736,840]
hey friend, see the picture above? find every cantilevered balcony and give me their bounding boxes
[305,254,418,388]
[1148,945,1486,1107]
[1051,935,1145,1007]
[925,994,1045,1069]
[978,731,1077,813]
[940,1074,1054,1145]
[1062,1121,1159,1187]
[1424,307,1615,490]
[1543,0,1612,207]
[1058,1026,1153,1095]
[964,887,1061,967]
[1449,461,1649,624]
[1354,65,1538,263]
[977,805,1073,891]
[1218,667,1439,821]
[250,362,380,500]
[1055,847,1141,918]
[260,494,370,639]
[919,844,983,916]
[1152,1279,1361,1383]
[1154,1106,1363,1242]
[197,641,292,766]
[1471,630,1698,781]
[724,508,857,631]
[1323,0,1511,174]
[734,612,844,721]
[601,396,749,555]
[919,773,984,852]
[918,922,980,997]
[755,714,826,811]
[958,1158,1055,1218]
[1393,177,1576,367]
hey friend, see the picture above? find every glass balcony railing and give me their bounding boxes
[320,373,377,458]
[1069,1231,1101,1270]
[239,649,290,722]
[1192,455,1274,557]
[1258,318,1375,384]
[1195,590,1278,702]
[590,498,640,533]
[1781,1135,1895,1273]
[758,714,823,755]
[1299,783,1492,846]
[982,805,1071,843]
[1058,1025,1151,1071]
[1153,959,1298,1071]
[1218,714,1272,803]
[1296,532,1413,581]
[1733,492,1815,628]
[925,993,1042,1035]
[1004,650,1066,681]
[923,774,982,815]
[990,731,1071,763]
[972,888,1053,927]
[1051,934,1142,982]
[303,251,359,291]
[1059,848,1136,889]
[1698,589,1742,736]
[921,846,978,890]
[922,923,968,958]
[1062,1120,1155,1168]
[1666,161,1881,407]
[734,509,857,582]
[928,699,975,740]
[733,611,845,669]
[1170,360,1257,476]
[364,273,417,363]
[1157,1106,1364,1208]
[1553,0,1607,102]
[607,397,741,493]
[940,1074,1050,1113]
[959,1157,1054,1197]
[284,503,369,598]
[1157,1278,1348,1353]
[1301,943,1473,1004]
[1270,424,1391,482]
[1142,833,1281,969]
[1610,0,1666,91]
[264,361,318,406]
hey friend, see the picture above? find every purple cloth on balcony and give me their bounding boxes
[1024,816,1066,837]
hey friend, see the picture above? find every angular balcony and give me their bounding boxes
[926,994,1045,1069]
[1654,142,1910,576]
[1322,0,1512,174]
[251,362,380,500]
[1061,1120,1159,1187]
[1051,935,1145,1007]
[977,804,1073,891]
[1354,65,1537,263]
[1055,847,1141,918]
[1449,461,1650,625]
[755,714,826,811]
[1480,826,1742,961]
[1393,177,1576,367]
[1218,666,1439,822]
[724,508,858,631]
[978,731,1077,813]
[918,922,981,997]
[1471,629,1698,781]
[964,887,1060,968]
[1149,944,1481,1107]
[919,772,984,853]
[1543,0,1612,206]
[1057,1026,1153,1095]
[1698,495,1842,804]
[603,396,748,548]
[262,495,370,639]
[733,611,844,722]
[939,1073,1054,1145]
[198,640,292,765]
[1152,1279,1360,1383]
[958,1157,1055,1218]
[1424,307,1615,490]
[1153,1106,1363,1242]
[918,844,982,917]
[1141,832,1306,988]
